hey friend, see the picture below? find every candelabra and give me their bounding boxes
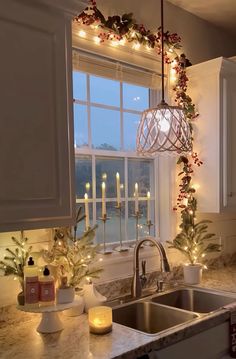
[114,203,129,252]
[130,211,142,248]
[98,214,113,255]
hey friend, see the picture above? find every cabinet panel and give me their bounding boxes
[186,57,236,213]
[0,1,75,231]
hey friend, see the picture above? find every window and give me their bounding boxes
[73,69,157,245]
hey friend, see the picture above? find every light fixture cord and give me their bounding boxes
[161,0,165,104]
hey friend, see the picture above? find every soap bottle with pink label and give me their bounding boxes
[39,266,55,307]
[24,257,39,308]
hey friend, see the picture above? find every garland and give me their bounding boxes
[74,1,203,240]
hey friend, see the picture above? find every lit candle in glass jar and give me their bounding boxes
[88,306,112,334]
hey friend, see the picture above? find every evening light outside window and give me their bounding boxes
[73,68,157,245]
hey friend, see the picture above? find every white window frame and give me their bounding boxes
[74,72,160,244]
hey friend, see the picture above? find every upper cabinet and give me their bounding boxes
[186,57,236,213]
[0,0,80,231]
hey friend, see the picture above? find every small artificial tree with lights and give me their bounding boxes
[43,207,102,289]
[167,156,221,273]
[0,231,32,302]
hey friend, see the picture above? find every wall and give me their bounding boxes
[98,0,236,64]
[1,1,236,308]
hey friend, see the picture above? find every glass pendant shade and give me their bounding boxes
[136,102,192,154]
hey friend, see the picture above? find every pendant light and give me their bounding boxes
[136,0,192,154]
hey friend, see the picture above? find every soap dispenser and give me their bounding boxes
[39,266,55,307]
[24,256,39,308]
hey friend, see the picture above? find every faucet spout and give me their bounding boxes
[131,237,170,298]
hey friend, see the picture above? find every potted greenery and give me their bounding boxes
[43,207,102,313]
[0,231,32,305]
[168,155,221,284]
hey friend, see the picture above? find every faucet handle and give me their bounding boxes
[157,279,164,292]
[141,260,146,276]
[140,260,147,288]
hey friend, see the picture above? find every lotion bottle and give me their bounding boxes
[24,256,39,308]
[39,266,55,307]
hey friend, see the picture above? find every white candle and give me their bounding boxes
[84,193,90,230]
[102,182,106,217]
[134,183,139,213]
[116,172,121,205]
[147,191,150,222]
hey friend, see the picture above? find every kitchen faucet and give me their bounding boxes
[131,237,170,298]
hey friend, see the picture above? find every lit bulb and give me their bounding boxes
[184,246,188,250]
[87,255,91,259]
[146,45,151,51]
[132,42,140,50]
[201,253,206,258]
[119,38,126,46]
[111,40,119,47]
[156,111,170,132]
[94,36,100,44]
[99,258,103,262]
[78,30,86,38]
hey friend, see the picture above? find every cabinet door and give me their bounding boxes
[0,1,75,231]
[223,73,236,210]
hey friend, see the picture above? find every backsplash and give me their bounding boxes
[1,211,236,307]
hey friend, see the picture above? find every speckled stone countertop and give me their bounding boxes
[1,265,236,359]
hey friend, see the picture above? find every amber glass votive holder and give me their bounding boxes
[88,306,112,334]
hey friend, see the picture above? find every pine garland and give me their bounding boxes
[75,1,221,263]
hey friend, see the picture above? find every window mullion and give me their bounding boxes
[120,82,124,151]
[124,157,128,242]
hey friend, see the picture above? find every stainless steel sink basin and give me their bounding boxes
[152,288,236,313]
[112,301,198,335]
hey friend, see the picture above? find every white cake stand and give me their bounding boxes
[17,300,81,334]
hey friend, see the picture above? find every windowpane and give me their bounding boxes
[128,159,154,197]
[123,113,140,151]
[90,75,120,107]
[74,104,88,148]
[91,107,120,150]
[73,71,87,101]
[96,157,124,199]
[75,156,92,199]
[123,83,149,111]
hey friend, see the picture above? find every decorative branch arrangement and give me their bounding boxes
[0,231,32,291]
[75,1,220,263]
[43,207,102,288]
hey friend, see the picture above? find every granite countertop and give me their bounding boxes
[1,265,236,359]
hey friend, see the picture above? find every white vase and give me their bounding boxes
[63,294,85,317]
[183,263,202,285]
[83,283,107,313]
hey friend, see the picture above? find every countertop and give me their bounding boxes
[1,266,236,359]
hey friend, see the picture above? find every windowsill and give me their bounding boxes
[95,241,162,283]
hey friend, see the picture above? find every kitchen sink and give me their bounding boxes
[112,301,198,335]
[152,288,236,313]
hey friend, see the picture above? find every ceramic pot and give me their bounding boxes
[56,287,75,304]
[183,263,202,285]
[17,291,25,306]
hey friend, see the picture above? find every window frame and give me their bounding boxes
[74,72,160,245]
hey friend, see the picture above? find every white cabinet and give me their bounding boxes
[0,0,80,231]
[186,57,236,213]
